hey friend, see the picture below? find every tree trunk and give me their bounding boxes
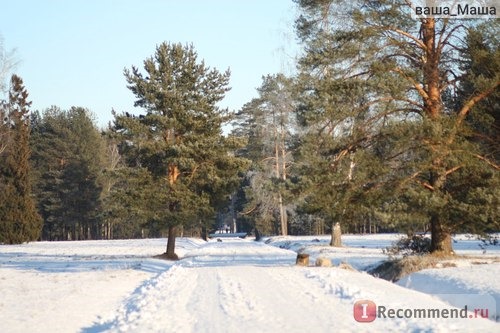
[330,222,342,247]
[280,130,288,236]
[165,162,181,259]
[430,215,453,255]
[278,192,287,236]
[421,18,442,120]
[420,17,455,256]
[273,110,288,236]
[254,227,261,241]
[165,225,179,260]
[168,164,180,186]
[201,223,208,241]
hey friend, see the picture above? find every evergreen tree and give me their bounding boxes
[457,22,499,164]
[112,42,247,258]
[0,75,42,244]
[98,137,146,239]
[446,22,500,235]
[31,106,104,240]
[293,0,499,253]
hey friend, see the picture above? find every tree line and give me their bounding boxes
[1,1,498,256]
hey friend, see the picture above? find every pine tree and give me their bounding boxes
[293,0,499,253]
[113,42,247,258]
[31,106,104,240]
[30,107,71,240]
[446,22,500,235]
[0,75,42,244]
[457,22,499,164]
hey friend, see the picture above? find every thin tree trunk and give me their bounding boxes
[272,106,288,236]
[278,192,287,236]
[280,120,288,236]
[201,223,208,241]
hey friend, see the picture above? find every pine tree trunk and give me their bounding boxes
[278,193,287,236]
[427,166,454,255]
[430,215,453,255]
[165,162,180,259]
[420,17,453,256]
[201,223,208,241]
[330,222,342,247]
[254,227,261,241]
[165,225,179,260]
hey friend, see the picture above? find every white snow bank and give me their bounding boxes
[0,268,151,333]
[0,238,204,333]
[398,263,500,321]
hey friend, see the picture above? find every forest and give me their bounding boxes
[0,1,498,258]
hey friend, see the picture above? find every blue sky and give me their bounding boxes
[0,0,299,128]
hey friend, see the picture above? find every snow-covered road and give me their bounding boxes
[104,265,386,333]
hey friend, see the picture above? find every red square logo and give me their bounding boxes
[353,300,377,322]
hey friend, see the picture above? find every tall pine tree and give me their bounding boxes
[0,75,42,244]
[31,106,104,240]
[294,0,499,253]
[112,42,247,258]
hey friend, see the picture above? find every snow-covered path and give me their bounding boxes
[101,265,372,333]
[86,239,498,333]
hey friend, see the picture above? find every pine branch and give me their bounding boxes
[456,81,499,128]
[446,80,499,146]
[444,165,463,176]
[393,67,429,100]
[385,27,427,51]
[472,154,500,170]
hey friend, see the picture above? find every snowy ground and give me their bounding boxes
[0,235,499,333]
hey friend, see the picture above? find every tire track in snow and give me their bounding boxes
[216,269,261,320]
[223,266,379,333]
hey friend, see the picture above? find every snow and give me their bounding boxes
[398,263,500,321]
[264,234,398,270]
[0,235,499,333]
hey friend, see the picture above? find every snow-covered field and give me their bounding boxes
[0,234,499,332]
